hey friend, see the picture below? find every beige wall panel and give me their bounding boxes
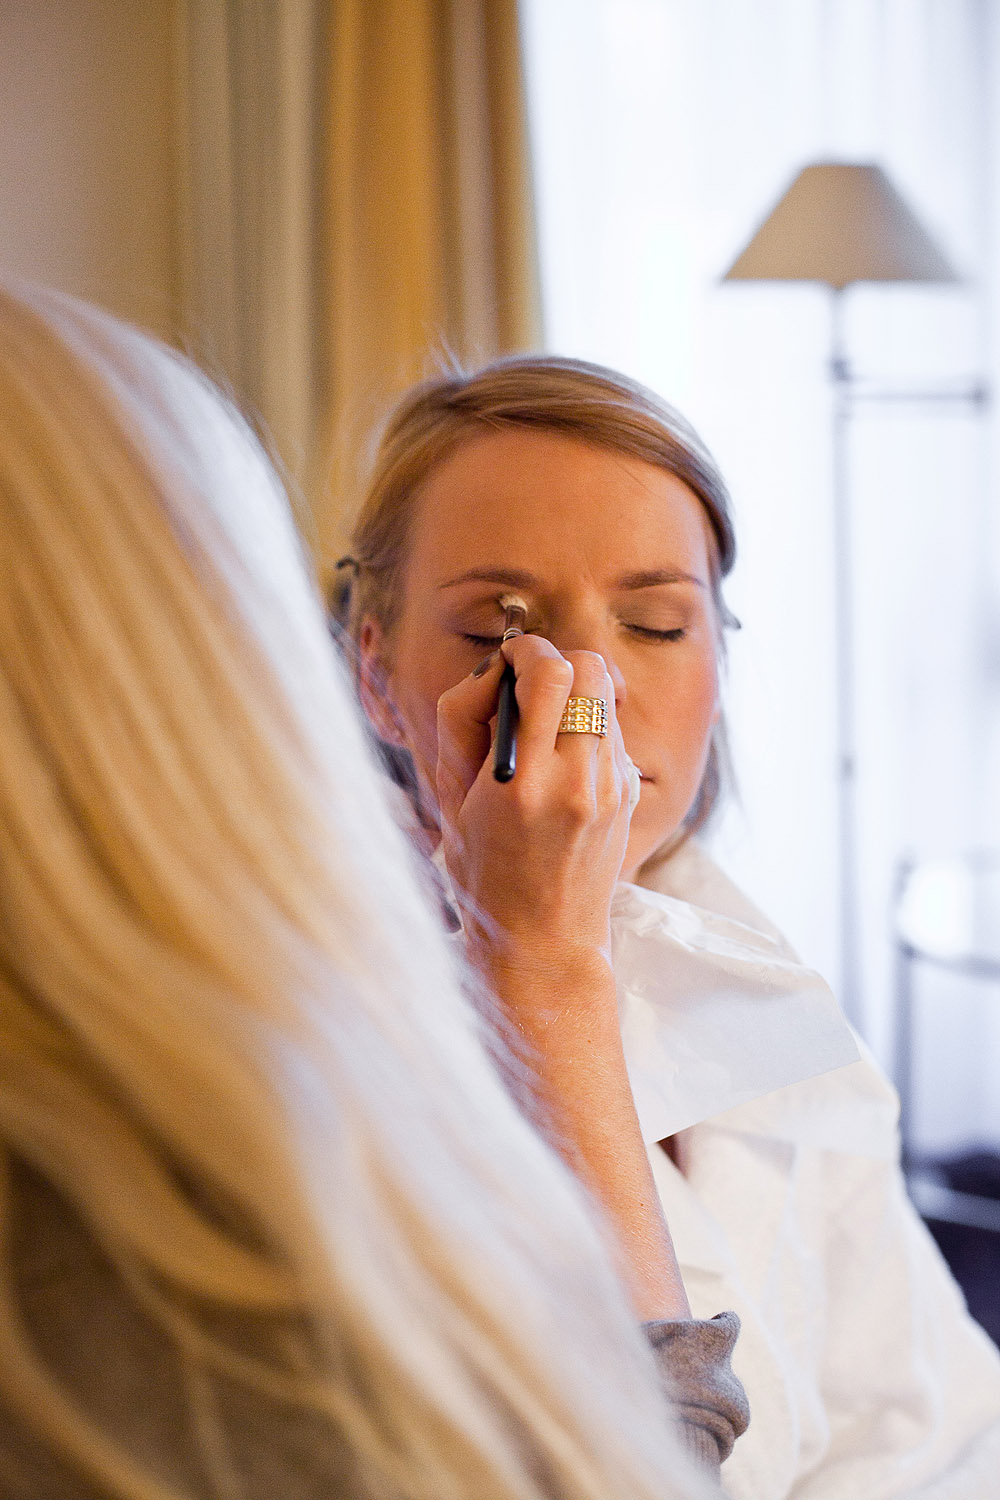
[0,0,179,338]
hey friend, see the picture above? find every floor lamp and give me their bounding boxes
[721,162,982,1029]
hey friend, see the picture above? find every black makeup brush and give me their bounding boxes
[493,594,527,782]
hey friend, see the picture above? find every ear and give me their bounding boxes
[358,616,407,747]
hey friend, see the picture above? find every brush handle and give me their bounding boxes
[493,660,519,782]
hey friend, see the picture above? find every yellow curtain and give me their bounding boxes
[317,0,542,571]
[174,0,326,542]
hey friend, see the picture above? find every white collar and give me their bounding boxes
[613,865,859,1143]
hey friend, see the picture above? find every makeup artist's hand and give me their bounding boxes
[436,635,691,1325]
[436,633,633,975]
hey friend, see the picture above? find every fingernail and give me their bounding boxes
[472,651,499,677]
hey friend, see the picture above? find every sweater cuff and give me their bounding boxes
[642,1309,750,1470]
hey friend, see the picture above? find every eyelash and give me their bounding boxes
[626,625,686,642]
[461,625,686,647]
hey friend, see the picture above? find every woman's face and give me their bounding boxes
[364,428,721,880]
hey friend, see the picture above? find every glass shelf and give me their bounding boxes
[896,853,1000,975]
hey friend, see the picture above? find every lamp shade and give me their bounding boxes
[722,163,958,289]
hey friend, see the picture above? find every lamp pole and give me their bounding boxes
[829,287,862,1026]
[826,290,988,1031]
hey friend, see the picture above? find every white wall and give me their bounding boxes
[0,0,181,339]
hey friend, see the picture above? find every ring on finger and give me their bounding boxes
[557,696,608,736]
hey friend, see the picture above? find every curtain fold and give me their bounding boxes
[318,0,542,571]
[173,0,326,537]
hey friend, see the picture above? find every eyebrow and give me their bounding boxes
[615,568,706,591]
[438,567,538,591]
[438,566,706,592]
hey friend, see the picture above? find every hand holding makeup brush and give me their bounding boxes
[436,631,636,968]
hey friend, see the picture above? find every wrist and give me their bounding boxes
[475,946,627,1101]
[471,938,617,1019]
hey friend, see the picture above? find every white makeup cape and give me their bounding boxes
[637,841,1000,1500]
[611,871,858,1143]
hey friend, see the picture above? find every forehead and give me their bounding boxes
[407,427,713,583]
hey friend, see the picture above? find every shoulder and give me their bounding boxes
[638,840,796,956]
[4,1157,209,1495]
[691,1040,900,1160]
[3,1159,352,1500]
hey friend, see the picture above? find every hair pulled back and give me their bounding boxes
[339,354,738,843]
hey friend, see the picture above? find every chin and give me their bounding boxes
[624,811,687,882]
[622,833,657,884]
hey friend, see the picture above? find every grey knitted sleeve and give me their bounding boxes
[643,1310,750,1474]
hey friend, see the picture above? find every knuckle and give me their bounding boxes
[561,781,598,827]
[506,633,551,665]
[564,649,608,673]
[526,656,574,694]
[436,692,460,733]
[568,655,611,698]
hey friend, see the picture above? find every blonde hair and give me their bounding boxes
[0,284,713,1499]
[339,354,738,844]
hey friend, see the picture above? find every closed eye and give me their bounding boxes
[462,630,543,647]
[463,626,686,646]
[625,624,686,641]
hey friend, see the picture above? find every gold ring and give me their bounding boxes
[557,697,608,736]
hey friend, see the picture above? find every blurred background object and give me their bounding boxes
[1,0,998,1335]
[722,160,981,1030]
[893,849,1000,1343]
[317,0,540,564]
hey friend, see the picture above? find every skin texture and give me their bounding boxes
[359,428,723,1320]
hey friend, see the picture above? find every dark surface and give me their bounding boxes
[926,1218,1000,1346]
[937,1150,1000,1201]
[493,661,519,781]
[923,1149,1000,1347]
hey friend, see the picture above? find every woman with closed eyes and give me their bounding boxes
[339,354,1000,1500]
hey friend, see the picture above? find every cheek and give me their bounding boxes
[389,639,462,772]
[649,649,719,762]
[689,655,722,738]
[394,667,439,759]
[625,653,720,869]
